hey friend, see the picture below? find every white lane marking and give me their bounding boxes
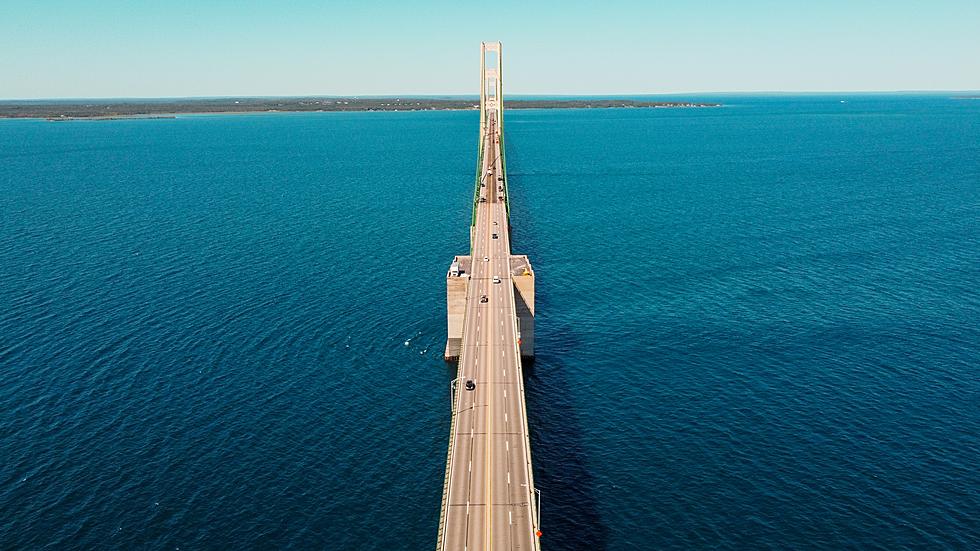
[505,413,508,424]
[507,471,511,484]
[503,390,507,399]
[506,440,509,452]
[509,511,513,525]
[469,461,472,472]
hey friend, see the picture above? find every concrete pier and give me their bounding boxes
[445,254,533,361]
[444,255,471,361]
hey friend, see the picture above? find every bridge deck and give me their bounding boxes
[439,106,539,551]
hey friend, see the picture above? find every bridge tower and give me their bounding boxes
[479,41,503,135]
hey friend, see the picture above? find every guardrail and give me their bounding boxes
[499,132,511,221]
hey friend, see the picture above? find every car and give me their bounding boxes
[465,380,476,391]
[492,276,501,284]
[483,256,489,262]
[480,294,488,303]
[492,233,498,239]
[493,221,498,225]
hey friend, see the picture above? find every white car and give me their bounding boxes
[484,256,489,262]
[492,276,501,284]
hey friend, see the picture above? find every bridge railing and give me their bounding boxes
[435,377,460,549]
[499,132,511,222]
[471,131,485,229]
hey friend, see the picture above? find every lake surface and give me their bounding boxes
[1,96,979,549]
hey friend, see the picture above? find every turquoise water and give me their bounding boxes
[2,96,979,549]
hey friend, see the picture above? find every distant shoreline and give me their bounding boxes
[0,97,720,120]
[45,114,178,121]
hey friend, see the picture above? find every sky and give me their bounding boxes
[1,0,978,99]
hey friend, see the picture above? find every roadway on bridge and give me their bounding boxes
[441,113,538,551]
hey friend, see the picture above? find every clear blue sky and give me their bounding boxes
[2,0,978,99]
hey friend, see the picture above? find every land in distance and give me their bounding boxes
[0,97,720,119]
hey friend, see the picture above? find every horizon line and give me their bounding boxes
[3,90,980,102]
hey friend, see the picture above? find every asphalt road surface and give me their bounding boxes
[440,112,539,551]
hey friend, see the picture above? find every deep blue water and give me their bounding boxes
[2,96,979,549]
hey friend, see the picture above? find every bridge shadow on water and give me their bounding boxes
[524,327,610,551]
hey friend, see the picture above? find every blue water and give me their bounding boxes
[1,96,979,549]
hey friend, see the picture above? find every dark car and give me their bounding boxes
[480,295,488,303]
[492,233,498,239]
[465,380,476,391]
